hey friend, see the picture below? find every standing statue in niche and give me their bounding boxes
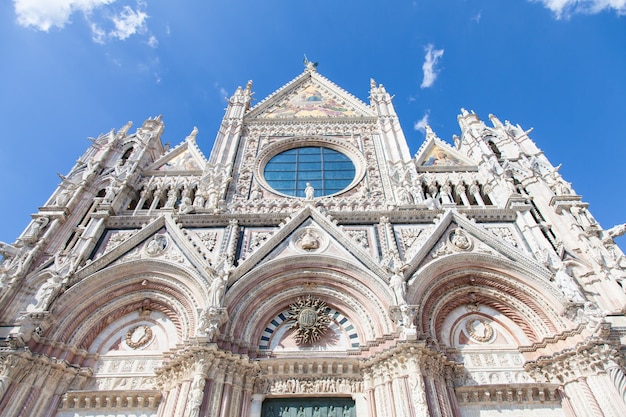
[102,179,121,205]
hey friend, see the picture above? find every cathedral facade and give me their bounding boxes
[1,64,626,417]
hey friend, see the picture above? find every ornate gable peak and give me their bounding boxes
[145,128,208,174]
[245,69,375,120]
[414,133,475,170]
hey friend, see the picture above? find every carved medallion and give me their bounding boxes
[292,227,328,253]
[465,319,494,343]
[288,296,331,344]
[125,325,153,349]
[448,228,472,251]
[145,234,168,257]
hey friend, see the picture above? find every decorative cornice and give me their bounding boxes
[455,383,560,404]
[59,390,162,410]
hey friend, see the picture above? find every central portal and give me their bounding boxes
[261,398,355,417]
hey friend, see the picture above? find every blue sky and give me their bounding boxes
[1,0,625,249]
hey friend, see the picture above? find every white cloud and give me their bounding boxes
[147,35,158,48]
[13,0,114,31]
[90,22,106,43]
[414,112,430,133]
[14,0,155,46]
[420,44,444,89]
[532,0,626,18]
[110,5,147,40]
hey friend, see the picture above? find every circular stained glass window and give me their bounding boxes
[263,146,356,198]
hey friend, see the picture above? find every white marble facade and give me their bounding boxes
[1,64,626,417]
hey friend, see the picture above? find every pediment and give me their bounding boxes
[414,137,475,170]
[231,205,386,282]
[246,70,375,120]
[145,130,207,174]
[74,214,216,283]
[400,211,549,281]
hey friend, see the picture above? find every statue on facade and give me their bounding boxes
[208,275,227,307]
[0,242,19,261]
[603,223,626,243]
[80,160,99,184]
[53,250,81,278]
[305,183,315,200]
[21,217,49,244]
[546,168,573,196]
[187,374,206,417]
[554,264,585,303]
[102,179,121,205]
[178,188,195,214]
[29,274,63,312]
[388,264,408,305]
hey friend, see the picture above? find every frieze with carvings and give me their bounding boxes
[93,357,162,376]
[260,377,364,395]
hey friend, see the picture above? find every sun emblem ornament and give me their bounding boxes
[287,295,331,344]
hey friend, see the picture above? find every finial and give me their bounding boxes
[425,125,437,140]
[119,121,133,135]
[370,78,377,89]
[186,127,198,142]
[303,55,318,72]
